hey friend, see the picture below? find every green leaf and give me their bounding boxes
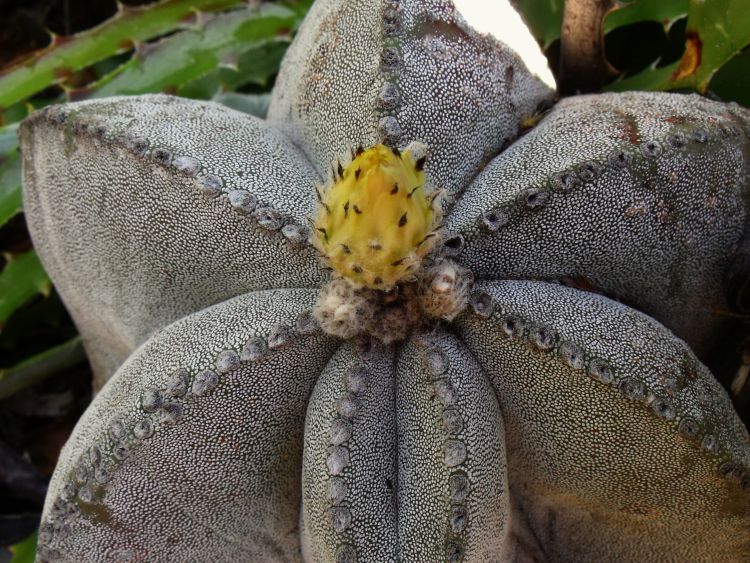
[0,337,84,399]
[1,102,30,126]
[606,0,750,93]
[0,251,51,330]
[10,531,37,563]
[604,0,687,32]
[680,0,750,90]
[176,40,289,99]
[0,122,20,154]
[219,39,291,89]
[0,149,22,228]
[512,0,565,48]
[90,5,299,99]
[0,0,247,113]
[605,60,681,92]
[710,49,750,107]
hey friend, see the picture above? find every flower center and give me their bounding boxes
[312,144,441,290]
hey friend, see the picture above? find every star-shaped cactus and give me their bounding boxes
[20,0,750,561]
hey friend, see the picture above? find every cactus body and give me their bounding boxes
[18,0,750,561]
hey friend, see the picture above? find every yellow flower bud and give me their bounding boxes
[313,144,441,289]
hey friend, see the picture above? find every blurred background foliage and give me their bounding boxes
[516,0,750,101]
[0,0,748,560]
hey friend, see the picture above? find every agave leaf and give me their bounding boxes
[0,251,51,330]
[130,38,289,101]
[90,4,300,99]
[607,0,750,93]
[176,40,289,99]
[0,148,22,228]
[0,337,84,400]
[1,102,31,126]
[215,40,291,89]
[0,0,247,114]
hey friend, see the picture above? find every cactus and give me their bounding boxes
[18,0,750,561]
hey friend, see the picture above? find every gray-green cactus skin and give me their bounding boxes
[19,0,750,561]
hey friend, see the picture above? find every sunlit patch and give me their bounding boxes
[453,0,557,90]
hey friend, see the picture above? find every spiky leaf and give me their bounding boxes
[603,0,687,32]
[0,149,22,228]
[0,0,247,114]
[607,0,750,93]
[89,5,300,99]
